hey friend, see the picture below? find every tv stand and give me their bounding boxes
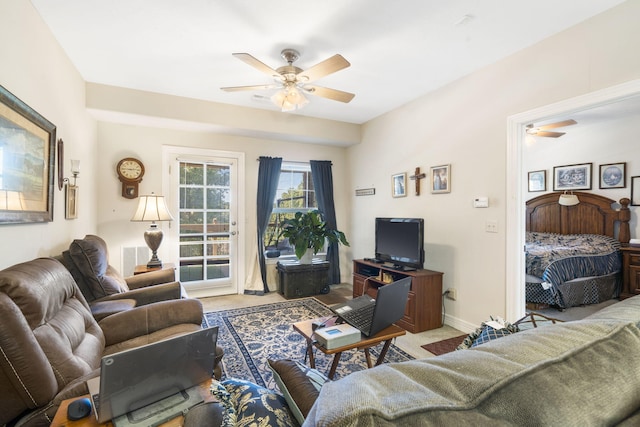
[353,259,444,333]
[391,264,416,272]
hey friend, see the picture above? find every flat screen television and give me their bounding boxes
[375,217,424,270]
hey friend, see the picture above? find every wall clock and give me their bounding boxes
[116,157,145,199]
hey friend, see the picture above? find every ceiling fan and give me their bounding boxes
[221,48,355,112]
[526,119,577,138]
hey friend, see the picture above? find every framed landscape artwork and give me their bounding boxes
[553,163,592,191]
[392,172,406,198]
[0,85,56,224]
[599,162,626,189]
[528,170,546,192]
[430,164,450,194]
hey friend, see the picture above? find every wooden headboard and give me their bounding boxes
[525,191,630,244]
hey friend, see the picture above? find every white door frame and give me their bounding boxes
[162,145,246,297]
[506,79,640,321]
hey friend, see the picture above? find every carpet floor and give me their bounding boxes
[203,297,413,390]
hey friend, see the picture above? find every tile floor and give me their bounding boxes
[199,283,464,359]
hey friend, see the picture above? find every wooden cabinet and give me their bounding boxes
[620,246,640,299]
[352,259,443,333]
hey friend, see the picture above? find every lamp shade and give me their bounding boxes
[558,193,580,206]
[131,194,174,222]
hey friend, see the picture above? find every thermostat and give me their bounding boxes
[473,197,489,208]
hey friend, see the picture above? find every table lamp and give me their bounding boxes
[131,194,174,268]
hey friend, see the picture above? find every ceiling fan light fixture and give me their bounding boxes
[270,84,309,112]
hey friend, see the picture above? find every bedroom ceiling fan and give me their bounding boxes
[221,48,355,112]
[526,119,577,138]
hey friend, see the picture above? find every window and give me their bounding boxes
[263,162,316,256]
[178,161,232,282]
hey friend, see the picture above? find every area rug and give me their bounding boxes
[421,334,467,356]
[203,298,413,390]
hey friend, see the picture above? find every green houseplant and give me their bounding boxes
[280,210,349,262]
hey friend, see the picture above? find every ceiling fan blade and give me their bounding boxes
[537,119,577,131]
[221,84,278,92]
[303,85,355,103]
[297,54,350,83]
[232,53,281,78]
[536,131,565,138]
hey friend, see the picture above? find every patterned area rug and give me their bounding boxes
[203,298,413,390]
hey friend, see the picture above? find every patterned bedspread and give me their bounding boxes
[525,232,621,289]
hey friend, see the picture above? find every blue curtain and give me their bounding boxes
[256,156,282,293]
[310,160,341,284]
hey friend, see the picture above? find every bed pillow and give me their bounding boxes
[457,316,520,350]
[209,378,297,427]
[268,359,329,424]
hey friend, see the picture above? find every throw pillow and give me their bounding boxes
[209,377,298,427]
[268,359,329,424]
[456,316,520,350]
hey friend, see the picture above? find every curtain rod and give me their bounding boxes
[255,159,331,165]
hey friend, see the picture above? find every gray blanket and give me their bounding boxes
[304,310,640,426]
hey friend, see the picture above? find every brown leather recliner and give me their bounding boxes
[57,235,186,320]
[0,257,219,426]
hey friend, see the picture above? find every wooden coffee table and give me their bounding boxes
[292,318,406,379]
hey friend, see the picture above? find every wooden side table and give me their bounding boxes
[292,318,406,379]
[620,246,640,299]
[133,263,175,275]
[50,379,214,427]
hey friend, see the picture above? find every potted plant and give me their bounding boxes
[280,210,349,263]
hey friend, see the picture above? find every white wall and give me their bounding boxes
[0,1,97,269]
[348,0,640,331]
[95,121,352,288]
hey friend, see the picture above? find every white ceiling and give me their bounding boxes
[31,0,627,125]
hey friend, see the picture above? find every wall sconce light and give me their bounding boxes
[558,191,580,206]
[63,160,80,186]
[63,160,80,219]
[131,193,174,268]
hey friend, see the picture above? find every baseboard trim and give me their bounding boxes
[443,314,476,334]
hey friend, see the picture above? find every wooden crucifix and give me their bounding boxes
[410,167,427,195]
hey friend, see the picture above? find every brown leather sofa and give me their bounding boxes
[0,257,217,426]
[57,235,185,320]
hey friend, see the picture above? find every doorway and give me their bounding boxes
[163,146,245,298]
[505,79,640,321]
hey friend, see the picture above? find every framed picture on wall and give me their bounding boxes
[553,163,592,191]
[528,170,546,192]
[430,164,451,194]
[391,172,406,198]
[0,85,56,224]
[631,176,640,206]
[599,162,626,189]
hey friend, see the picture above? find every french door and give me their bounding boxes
[163,147,244,297]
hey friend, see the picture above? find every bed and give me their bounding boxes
[525,191,630,309]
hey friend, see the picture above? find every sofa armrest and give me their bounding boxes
[93,281,183,306]
[125,268,175,289]
[98,298,203,346]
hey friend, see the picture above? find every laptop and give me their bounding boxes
[87,326,218,425]
[331,277,411,337]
